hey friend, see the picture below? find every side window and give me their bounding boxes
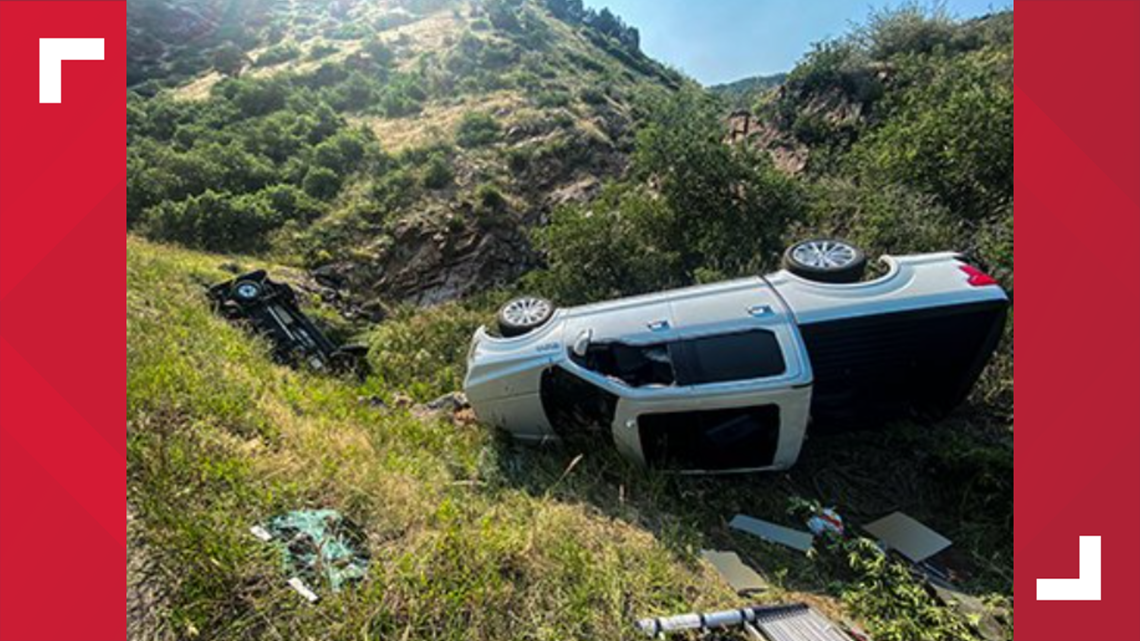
[570,342,676,387]
[673,329,785,385]
[639,405,781,470]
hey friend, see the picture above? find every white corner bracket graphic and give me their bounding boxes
[39,38,104,103]
[1037,536,1102,601]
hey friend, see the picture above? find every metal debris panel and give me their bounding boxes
[729,514,814,552]
[863,511,951,563]
[701,549,768,593]
[751,604,856,641]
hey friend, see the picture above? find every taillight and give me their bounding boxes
[960,264,998,287]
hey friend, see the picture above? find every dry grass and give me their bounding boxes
[353,91,526,153]
[170,71,224,102]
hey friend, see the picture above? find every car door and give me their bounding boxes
[612,283,814,472]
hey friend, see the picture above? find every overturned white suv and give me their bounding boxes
[463,239,1009,473]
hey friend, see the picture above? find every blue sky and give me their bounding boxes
[580,0,1011,86]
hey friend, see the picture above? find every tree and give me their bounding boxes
[212,43,248,77]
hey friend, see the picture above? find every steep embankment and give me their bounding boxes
[128,0,685,307]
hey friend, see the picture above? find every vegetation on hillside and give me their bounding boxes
[127,2,1014,639]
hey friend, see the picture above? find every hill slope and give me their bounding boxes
[128,0,685,306]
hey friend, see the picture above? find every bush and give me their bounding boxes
[365,304,491,402]
[845,48,1012,221]
[456,111,502,147]
[141,190,280,253]
[254,42,301,67]
[798,178,961,259]
[474,183,507,215]
[529,186,680,304]
[302,166,343,200]
[422,153,454,190]
[579,86,607,105]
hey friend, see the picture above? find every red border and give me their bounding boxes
[0,2,126,639]
[1014,1,1140,639]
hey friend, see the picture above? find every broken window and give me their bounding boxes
[570,341,676,387]
[570,329,786,388]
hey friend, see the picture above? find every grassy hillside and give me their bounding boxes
[129,234,1010,639]
[128,0,685,305]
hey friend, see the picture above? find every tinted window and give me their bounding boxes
[673,330,785,385]
[639,405,781,470]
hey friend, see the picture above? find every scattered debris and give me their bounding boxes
[730,514,814,553]
[208,270,369,376]
[863,512,951,563]
[636,603,855,640]
[700,549,768,594]
[426,391,469,412]
[287,577,320,603]
[748,603,859,641]
[806,507,845,539]
[251,509,370,600]
[357,395,388,409]
[391,392,415,409]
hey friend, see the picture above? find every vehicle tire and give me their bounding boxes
[783,239,867,284]
[232,280,264,302]
[498,296,555,337]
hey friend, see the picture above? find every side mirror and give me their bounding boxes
[572,329,592,357]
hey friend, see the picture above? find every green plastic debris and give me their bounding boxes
[257,509,370,593]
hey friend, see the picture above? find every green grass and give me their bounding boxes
[128,236,1011,640]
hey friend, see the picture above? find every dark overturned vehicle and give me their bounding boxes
[208,270,369,375]
[463,239,1009,473]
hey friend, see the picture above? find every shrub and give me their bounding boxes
[474,183,507,214]
[456,111,502,147]
[845,48,1012,221]
[254,42,301,67]
[365,304,491,402]
[529,186,680,304]
[422,153,454,189]
[579,86,607,105]
[302,166,343,200]
[141,190,280,253]
[534,89,571,108]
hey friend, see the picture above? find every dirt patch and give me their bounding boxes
[128,508,172,641]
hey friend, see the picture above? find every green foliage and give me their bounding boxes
[529,185,680,304]
[456,111,502,147]
[532,88,805,303]
[846,48,1013,221]
[799,178,962,259]
[127,72,378,251]
[841,539,978,641]
[212,42,248,77]
[141,189,280,253]
[302,166,343,200]
[421,152,455,189]
[632,88,805,277]
[365,304,490,401]
[253,42,301,67]
[474,182,508,217]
